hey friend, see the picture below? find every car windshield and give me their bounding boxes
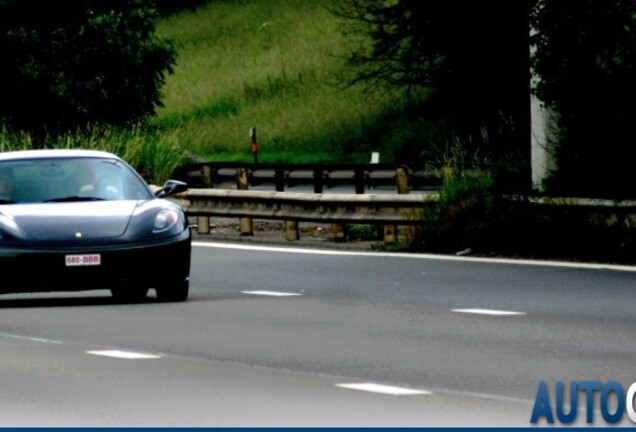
[0,157,154,204]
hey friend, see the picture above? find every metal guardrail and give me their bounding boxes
[170,185,636,245]
[174,162,442,193]
[170,189,438,243]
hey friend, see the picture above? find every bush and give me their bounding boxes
[0,0,176,136]
[415,171,505,253]
[412,169,636,264]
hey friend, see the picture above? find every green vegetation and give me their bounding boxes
[0,0,175,134]
[531,0,636,198]
[1,0,427,176]
[0,126,186,185]
[153,0,416,164]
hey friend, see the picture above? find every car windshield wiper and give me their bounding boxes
[0,199,15,204]
[43,196,106,203]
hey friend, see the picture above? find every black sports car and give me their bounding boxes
[0,149,191,302]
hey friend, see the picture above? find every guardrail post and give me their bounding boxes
[383,224,397,244]
[314,168,324,193]
[197,165,213,234]
[197,214,210,235]
[286,221,300,241]
[277,167,297,239]
[332,223,345,242]
[355,168,365,194]
[237,168,254,236]
[396,167,410,195]
[201,165,213,188]
[332,203,346,242]
[275,168,285,192]
[381,167,410,244]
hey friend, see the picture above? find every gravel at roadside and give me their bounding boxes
[190,217,378,251]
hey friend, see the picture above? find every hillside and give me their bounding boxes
[154,0,414,163]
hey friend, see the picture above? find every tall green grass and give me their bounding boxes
[154,0,406,163]
[0,126,186,185]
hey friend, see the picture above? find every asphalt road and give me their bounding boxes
[1,241,635,426]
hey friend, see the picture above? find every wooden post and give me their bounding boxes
[201,165,213,188]
[382,167,409,243]
[197,165,213,234]
[332,223,345,242]
[237,167,249,190]
[313,168,324,193]
[396,167,410,195]
[237,168,253,236]
[285,221,300,241]
[383,224,397,244]
[354,167,365,194]
[197,215,210,235]
[275,167,285,192]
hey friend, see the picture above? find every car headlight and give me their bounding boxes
[153,210,180,233]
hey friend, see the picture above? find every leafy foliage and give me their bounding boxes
[332,0,532,190]
[0,0,176,136]
[415,171,515,253]
[413,171,636,263]
[531,0,636,198]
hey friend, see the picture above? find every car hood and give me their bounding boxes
[0,201,138,242]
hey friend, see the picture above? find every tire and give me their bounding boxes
[155,279,189,302]
[110,287,149,303]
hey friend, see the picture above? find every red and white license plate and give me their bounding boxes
[65,254,101,267]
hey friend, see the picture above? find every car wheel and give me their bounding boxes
[156,279,189,302]
[110,287,149,303]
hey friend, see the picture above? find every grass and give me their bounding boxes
[154,0,404,163]
[1,0,428,179]
[0,126,186,185]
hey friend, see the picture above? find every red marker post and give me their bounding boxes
[250,127,258,164]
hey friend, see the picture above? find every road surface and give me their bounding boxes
[1,242,635,426]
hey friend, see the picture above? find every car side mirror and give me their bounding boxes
[155,180,188,198]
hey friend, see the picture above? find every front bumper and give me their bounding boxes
[0,230,191,294]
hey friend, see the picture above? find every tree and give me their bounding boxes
[333,0,532,190]
[531,0,636,198]
[0,0,176,136]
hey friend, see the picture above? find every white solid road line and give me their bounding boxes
[86,350,162,359]
[452,308,526,316]
[0,332,63,344]
[242,290,302,297]
[193,241,636,273]
[336,383,432,396]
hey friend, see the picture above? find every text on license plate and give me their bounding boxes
[65,254,101,267]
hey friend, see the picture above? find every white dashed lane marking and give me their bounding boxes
[336,383,432,396]
[452,308,526,316]
[86,350,162,359]
[242,291,302,297]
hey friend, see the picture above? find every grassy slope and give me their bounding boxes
[154,0,401,163]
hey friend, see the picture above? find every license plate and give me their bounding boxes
[65,254,101,267]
